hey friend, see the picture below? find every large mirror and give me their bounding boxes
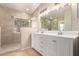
[40,6,64,31]
[40,4,72,31]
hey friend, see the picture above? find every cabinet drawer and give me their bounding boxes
[45,35,57,43]
[32,33,57,56]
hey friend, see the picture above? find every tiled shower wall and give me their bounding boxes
[0,6,22,46]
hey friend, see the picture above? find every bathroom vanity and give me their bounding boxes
[31,31,79,56]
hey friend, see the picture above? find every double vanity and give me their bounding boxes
[31,31,79,56]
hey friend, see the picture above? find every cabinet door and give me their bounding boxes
[44,35,57,56]
[38,36,47,55]
[37,43,47,55]
[32,34,46,55]
[57,37,73,56]
[31,34,40,50]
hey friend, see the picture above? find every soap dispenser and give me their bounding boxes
[58,21,64,35]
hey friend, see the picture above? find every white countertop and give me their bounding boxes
[33,31,79,39]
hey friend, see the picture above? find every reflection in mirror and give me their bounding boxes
[40,3,72,31]
[40,6,64,31]
[58,21,64,31]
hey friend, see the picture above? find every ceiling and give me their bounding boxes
[0,3,40,15]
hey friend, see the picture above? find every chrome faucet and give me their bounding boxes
[58,30,62,35]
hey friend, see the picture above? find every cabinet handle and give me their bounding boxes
[52,40,56,42]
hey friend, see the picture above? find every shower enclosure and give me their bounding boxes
[0,17,21,54]
[0,16,31,54]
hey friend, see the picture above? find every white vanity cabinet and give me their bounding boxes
[44,36,57,56]
[31,32,79,56]
[32,33,57,56]
[32,34,47,55]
